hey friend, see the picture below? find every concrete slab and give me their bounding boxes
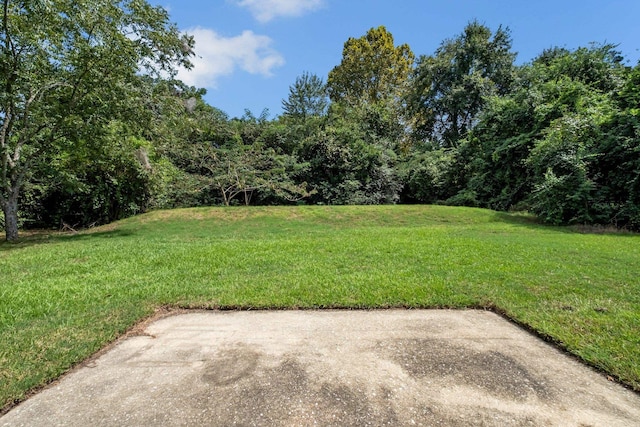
[2,310,639,426]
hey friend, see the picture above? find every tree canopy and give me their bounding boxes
[407,21,516,148]
[0,0,193,240]
[2,18,639,237]
[282,72,328,120]
[327,26,415,108]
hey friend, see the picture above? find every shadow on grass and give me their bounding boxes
[0,228,136,252]
[491,211,639,236]
[491,211,543,227]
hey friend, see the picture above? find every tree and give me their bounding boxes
[407,21,515,148]
[282,72,328,120]
[442,44,639,229]
[0,0,193,240]
[192,142,311,206]
[327,26,414,107]
[398,148,455,204]
[24,122,159,229]
[298,103,402,205]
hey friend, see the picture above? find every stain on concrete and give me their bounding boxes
[316,382,398,426]
[187,350,399,426]
[201,345,260,386]
[417,404,541,426]
[4,310,640,427]
[381,338,552,401]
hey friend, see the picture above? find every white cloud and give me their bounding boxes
[234,0,324,23]
[177,28,285,89]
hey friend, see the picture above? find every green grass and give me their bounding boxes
[1,205,639,410]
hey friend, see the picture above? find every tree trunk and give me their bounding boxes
[3,194,19,241]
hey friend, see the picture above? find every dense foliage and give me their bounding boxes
[2,9,639,238]
[0,0,192,240]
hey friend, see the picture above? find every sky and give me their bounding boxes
[149,0,640,119]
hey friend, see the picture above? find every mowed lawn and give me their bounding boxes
[1,205,639,410]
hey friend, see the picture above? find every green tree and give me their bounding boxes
[327,26,414,107]
[192,142,311,206]
[144,82,235,209]
[29,124,157,229]
[398,149,455,204]
[299,103,402,205]
[604,63,640,229]
[0,0,193,240]
[445,44,639,229]
[407,21,515,148]
[159,101,313,207]
[282,72,328,120]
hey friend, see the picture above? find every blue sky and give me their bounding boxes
[150,0,640,119]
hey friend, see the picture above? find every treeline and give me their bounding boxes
[4,8,639,237]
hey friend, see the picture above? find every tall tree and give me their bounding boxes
[444,44,638,228]
[327,26,414,107]
[0,0,193,240]
[407,21,515,148]
[282,72,328,120]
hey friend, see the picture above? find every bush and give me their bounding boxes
[399,149,454,203]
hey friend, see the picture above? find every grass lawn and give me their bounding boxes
[1,205,639,410]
